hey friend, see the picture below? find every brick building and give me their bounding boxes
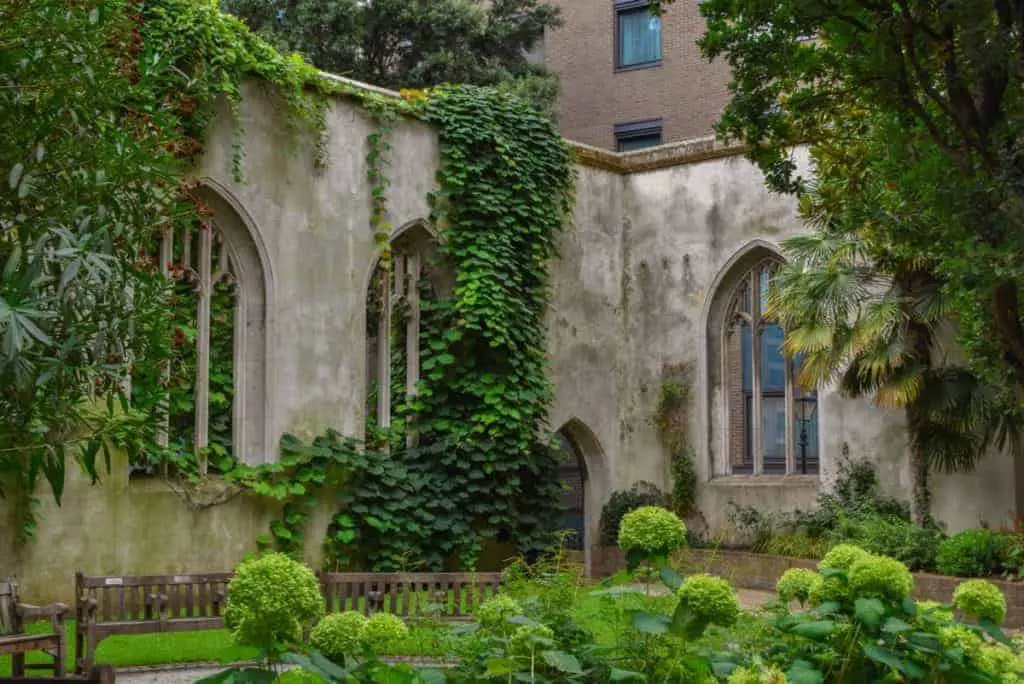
[539,0,731,150]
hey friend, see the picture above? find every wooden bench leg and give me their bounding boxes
[12,652,25,677]
[55,625,67,677]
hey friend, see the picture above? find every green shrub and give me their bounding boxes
[599,482,667,546]
[827,513,942,570]
[670,450,698,518]
[776,568,819,605]
[310,611,367,661]
[819,543,871,572]
[936,529,1010,577]
[916,600,954,622]
[953,579,1007,625]
[508,624,554,656]
[761,533,829,559]
[677,573,740,627]
[847,555,914,600]
[475,594,522,635]
[359,613,408,651]
[224,552,324,651]
[617,506,687,558]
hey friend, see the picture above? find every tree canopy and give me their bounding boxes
[650,0,1024,405]
[223,0,561,112]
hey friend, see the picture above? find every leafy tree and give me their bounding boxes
[768,223,1021,524]
[0,0,182,537]
[650,0,1024,400]
[223,0,561,112]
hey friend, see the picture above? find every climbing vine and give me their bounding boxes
[7,0,578,565]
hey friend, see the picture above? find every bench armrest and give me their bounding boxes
[17,601,69,632]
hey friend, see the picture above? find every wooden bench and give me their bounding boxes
[74,571,231,672]
[5,664,115,683]
[318,572,503,621]
[0,578,69,678]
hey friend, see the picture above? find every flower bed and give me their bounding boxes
[590,546,1024,627]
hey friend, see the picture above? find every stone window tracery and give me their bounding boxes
[721,257,819,475]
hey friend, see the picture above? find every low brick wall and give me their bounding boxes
[590,546,1024,628]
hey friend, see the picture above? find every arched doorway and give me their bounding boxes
[556,429,588,551]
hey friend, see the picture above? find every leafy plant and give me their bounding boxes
[617,506,687,566]
[223,552,325,658]
[310,611,368,663]
[954,579,1008,626]
[599,482,668,547]
[936,529,1013,578]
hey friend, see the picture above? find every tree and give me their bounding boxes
[651,0,1024,396]
[223,0,562,112]
[0,0,182,538]
[769,222,1021,525]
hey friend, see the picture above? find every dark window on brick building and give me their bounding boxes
[614,118,663,151]
[615,0,661,69]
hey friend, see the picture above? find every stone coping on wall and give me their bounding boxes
[314,71,748,173]
[590,546,1024,628]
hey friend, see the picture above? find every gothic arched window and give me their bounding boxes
[721,257,819,475]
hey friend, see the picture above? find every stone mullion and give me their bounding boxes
[750,270,763,475]
[193,225,213,476]
[376,259,393,432]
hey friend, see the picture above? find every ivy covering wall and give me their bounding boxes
[4,0,577,566]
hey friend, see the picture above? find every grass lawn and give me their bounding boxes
[0,619,454,676]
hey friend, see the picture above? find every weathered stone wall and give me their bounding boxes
[1,83,1019,601]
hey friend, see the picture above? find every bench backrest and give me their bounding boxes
[75,571,232,624]
[318,572,503,620]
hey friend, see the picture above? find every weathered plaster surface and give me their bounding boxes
[2,83,1020,601]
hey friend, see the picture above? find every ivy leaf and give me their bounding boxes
[8,162,23,190]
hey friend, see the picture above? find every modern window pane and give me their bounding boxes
[618,7,661,66]
[617,132,662,151]
[762,395,787,473]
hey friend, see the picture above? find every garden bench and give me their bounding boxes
[74,570,231,672]
[0,578,69,678]
[318,572,503,621]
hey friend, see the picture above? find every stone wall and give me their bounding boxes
[1,81,1020,597]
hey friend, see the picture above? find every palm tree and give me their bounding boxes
[769,228,1021,526]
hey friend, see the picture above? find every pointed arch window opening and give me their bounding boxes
[723,258,819,476]
[135,221,243,477]
[555,430,587,551]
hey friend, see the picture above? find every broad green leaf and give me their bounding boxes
[863,643,926,678]
[882,617,913,633]
[791,620,835,640]
[632,612,670,634]
[610,668,646,682]
[541,650,583,674]
[660,566,683,591]
[786,660,825,684]
[854,597,885,630]
[8,163,22,190]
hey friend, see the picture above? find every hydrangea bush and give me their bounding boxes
[954,578,1008,625]
[677,573,740,627]
[776,568,819,605]
[475,594,523,635]
[359,613,409,652]
[224,552,324,652]
[617,506,687,558]
[508,624,555,656]
[847,554,914,600]
[310,611,368,661]
[819,543,871,571]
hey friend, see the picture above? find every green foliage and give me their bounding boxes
[827,513,942,572]
[404,85,575,567]
[223,0,562,112]
[677,573,740,628]
[670,451,698,520]
[509,624,555,657]
[224,552,325,655]
[819,544,871,573]
[475,595,523,636]
[599,482,667,547]
[761,534,829,560]
[954,579,1008,626]
[847,555,914,602]
[617,506,687,559]
[776,569,819,606]
[727,665,787,684]
[310,612,368,663]
[231,432,354,558]
[937,529,1012,578]
[360,613,409,653]
[655,375,699,519]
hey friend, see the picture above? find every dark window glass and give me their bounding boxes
[617,3,661,67]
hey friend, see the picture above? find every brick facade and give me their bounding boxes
[543,0,731,149]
